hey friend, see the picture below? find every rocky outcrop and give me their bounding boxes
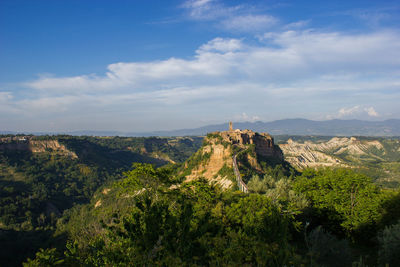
[183,126,283,189]
[29,140,77,158]
[218,129,282,158]
[279,137,385,169]
[185,140,234,189]
[279,139,344,169]
[0,137,77,158]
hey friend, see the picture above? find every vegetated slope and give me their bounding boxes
[0,135,202,267]
[27,160,400,266]
[44,165,298,266]
[180,129,287,190]
[278,136,400,187]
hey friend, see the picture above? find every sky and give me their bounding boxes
[1,0,400,132]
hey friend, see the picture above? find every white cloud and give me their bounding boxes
[260,30,400,68]
[197,37,243,53]
[182,0,235,21]
[221,15,277,32]
[181,0,277,32]
[0,91,13,102]
[234,112,260,122]
[26,30,400,94]
[3,28,399,130]
[338,105,362,117]
[0,92,21,115]
[365,107,379,117]
[17,95,79,113]
[341,7,396,28]
[284,20,310,29]
[328,105,380,119]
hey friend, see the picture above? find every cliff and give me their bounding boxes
[0,137,77,158]
[182,126,283,189]
[278,137,386,169]
[219,129,282,158]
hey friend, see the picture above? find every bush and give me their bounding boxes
[23,248,64,266]
[378,220,400,266]
[305,226,351,266]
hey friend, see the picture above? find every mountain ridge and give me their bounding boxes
[2,118,400,137]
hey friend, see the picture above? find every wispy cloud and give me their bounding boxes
[234,112,260,122]
[181,0,237,21]
[197,37,243,53]
[221,14,277,33]
[340,6,400,28]
[0,91,13,102]
[181,0,277,32]
[283,20,310,29]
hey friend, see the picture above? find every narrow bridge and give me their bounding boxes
[232,154,249,193]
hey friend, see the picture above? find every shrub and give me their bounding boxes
[378,220,400,266]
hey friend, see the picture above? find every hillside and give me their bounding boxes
[23,138,400,266]
[278,136,400,187]
[180,126,286,190]
[0,135,202,267]
[2,132,400,266]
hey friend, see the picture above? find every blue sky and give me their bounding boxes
[1,0,399,132]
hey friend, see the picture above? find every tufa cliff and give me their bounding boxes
[0,136,77,158]
[278,137,386,169]
[182,123,283,189]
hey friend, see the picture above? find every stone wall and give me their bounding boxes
[213,129,282,159]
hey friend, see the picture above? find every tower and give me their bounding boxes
[229,122,233,131]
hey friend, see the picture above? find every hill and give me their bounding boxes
[2,132,400,266]
[179,126,289,191]
[0,135,202,266]
[23,133,400,266]
[278,136,400,187]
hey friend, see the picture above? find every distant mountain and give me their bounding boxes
[2,119,400,137]
[133,119,400,137]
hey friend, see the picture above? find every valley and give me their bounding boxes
[1,132,400,266]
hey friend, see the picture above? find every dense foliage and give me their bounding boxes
[27,164,298,266]
[23,162,400,266]
[0,135,202,266]
[294,168,383,238]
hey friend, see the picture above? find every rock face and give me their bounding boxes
[0,137,77,158]
[185,140,234,189]
[279,139,343,169]
[183,125,283,189]
[218,129,282,158]
[278,137,385,169]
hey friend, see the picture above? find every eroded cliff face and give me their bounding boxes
[219,129,281,158]
[0,138,77,158]
[183,129,282,189]
[185,140,234,189]
[279,137,385,169]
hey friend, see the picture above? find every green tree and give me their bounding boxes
[294,168,383,237]
[378,220,400,266]
[23,248,64,267]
